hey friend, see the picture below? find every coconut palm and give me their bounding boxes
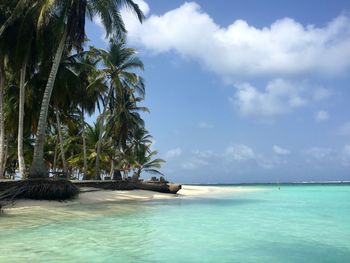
[131,149,165,181]
[91,40,146,179]
[72,50,107,178]
[29,0,144,178]
[108,90,149,151]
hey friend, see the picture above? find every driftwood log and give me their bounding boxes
[135,182,181,194]
[0,179,182,202]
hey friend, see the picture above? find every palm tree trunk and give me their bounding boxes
[81,109,88,179]
[94,111,105,180]
[0,60,5,179]
[109,158,114,178]
[0,14,17,39]
[17,62,27,178]
[94,91,112,180]
[55,109,68,178]
[1,137,9,178]
[29,30,67,178]
[53,137,58,172]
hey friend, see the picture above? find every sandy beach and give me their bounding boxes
[2,185,260,210]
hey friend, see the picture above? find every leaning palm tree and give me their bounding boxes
[131,149,165,181]
[29,0,144,178]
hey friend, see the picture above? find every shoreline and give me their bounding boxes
[2,185,261,211]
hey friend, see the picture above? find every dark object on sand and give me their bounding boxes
[72,180,182,194]
[136,181,181,194]
[0,179,182,200]
[0,179,79,201]
[112,170,123,180]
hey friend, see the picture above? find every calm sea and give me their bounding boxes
[1,184,350,262]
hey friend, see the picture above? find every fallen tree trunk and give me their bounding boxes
[135,182,182,194]
[0,180,182,199]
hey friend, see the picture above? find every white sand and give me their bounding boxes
[3,185,260,210]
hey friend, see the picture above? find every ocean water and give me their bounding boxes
[0,185,350,263]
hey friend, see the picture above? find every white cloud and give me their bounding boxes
[197,121,212,129]
[338,122,350,136]
[304,147,335,160]
[124,2,350,79]
[315,110,330,122]
[192,150,215,158]
[225,144,255,161]
[181,157,208,170]
[181,150,214,170]
[121,0,150,31]
[231,79,308,118]
[273,145,290,155]
[165,148,182,159]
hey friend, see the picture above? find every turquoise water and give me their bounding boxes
[1,185,350,262]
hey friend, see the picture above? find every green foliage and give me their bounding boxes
[0,0,166,182]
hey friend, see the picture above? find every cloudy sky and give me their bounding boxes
[86,0,350,183]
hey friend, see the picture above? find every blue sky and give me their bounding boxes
[86,0,350,183]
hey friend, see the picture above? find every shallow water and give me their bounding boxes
[1,185,350,263]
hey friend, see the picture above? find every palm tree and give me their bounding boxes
[73,50,107,179]
[91,40,146,179]
[131,149,165,181]
[51,52,89,178]
[29,0,144,178]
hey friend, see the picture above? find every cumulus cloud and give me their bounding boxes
[230,79,333,118]
[181,157,209,170]
[273,145,290,155]
[231,79,309,118]
[165,148,182,159]
[225,144,255,161]
[121,0,150,30]
[122,2,350,79]
[180,150,215,170]
[304,147,336,160]
[304,145,350,166]
[315,110,330,122]
[197,121,213,129]
[192,150,216,158]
